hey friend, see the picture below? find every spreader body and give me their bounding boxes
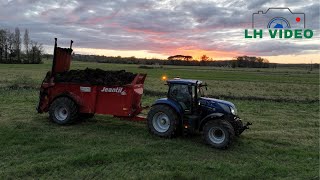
[37,38,146,118]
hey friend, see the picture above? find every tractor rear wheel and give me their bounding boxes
[49,97,78,125]
[203,120,235,149]
[147,105,179,138]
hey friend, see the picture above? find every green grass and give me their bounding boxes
[0,61,319,179]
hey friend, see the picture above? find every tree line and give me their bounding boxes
[0,27,43,64]
[232,56,269,68]
[71,54,272,68]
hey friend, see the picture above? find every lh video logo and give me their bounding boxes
[253,8,305,29]
[245,8,313,39]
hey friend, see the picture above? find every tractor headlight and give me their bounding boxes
[218,103,237,115]
[230,107,237,115]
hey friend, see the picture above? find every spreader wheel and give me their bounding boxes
[49,97,78,125]
[203,120,235,149]
[147,104,179,138]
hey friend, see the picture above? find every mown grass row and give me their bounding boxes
[3,84,317,104]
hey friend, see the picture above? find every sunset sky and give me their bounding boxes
[0,0,319,63]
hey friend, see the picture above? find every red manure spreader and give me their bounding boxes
[37,39,147,124]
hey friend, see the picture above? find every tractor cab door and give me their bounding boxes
[168,84,193,114]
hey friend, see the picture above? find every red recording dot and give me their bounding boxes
[296,17,301,22]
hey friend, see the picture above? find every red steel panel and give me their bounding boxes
[94,74,146,116]
[53,48,72,73]
[95,86,134,116]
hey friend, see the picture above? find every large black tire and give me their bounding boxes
[147,104,179,138]
[203,120,235,149]
[49,97,78,125]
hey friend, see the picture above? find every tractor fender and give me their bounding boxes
[152,98,183,116]
[198,113,224,131]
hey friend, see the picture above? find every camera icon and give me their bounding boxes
[252,8,305,29]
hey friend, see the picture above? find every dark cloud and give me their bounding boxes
[247,0,273,10]
[296,3,320,29]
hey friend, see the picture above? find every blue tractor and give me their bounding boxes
[147,79,251,149]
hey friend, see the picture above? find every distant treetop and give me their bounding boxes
[168,55,193,61]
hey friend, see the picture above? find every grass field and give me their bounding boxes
[0,61,319,179]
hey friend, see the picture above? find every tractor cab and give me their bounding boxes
[166,79,204,114]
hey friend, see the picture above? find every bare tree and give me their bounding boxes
[8,32,15,63]
[30,40,43,64]
[14,27,21,63]
[0,30,6,63]
[23,29,29,63]
[0,28,42,64]
[201,55,209,61]
[30,40,35,63]
[36,43,43,64]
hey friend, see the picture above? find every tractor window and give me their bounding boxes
[192,86,196,99]
[168,84,192,111]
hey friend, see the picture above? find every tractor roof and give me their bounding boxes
[167,79,202,85]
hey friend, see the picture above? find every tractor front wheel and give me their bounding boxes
[203,120,235,149]
[49,97,78,125]
[147,105,179,138]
